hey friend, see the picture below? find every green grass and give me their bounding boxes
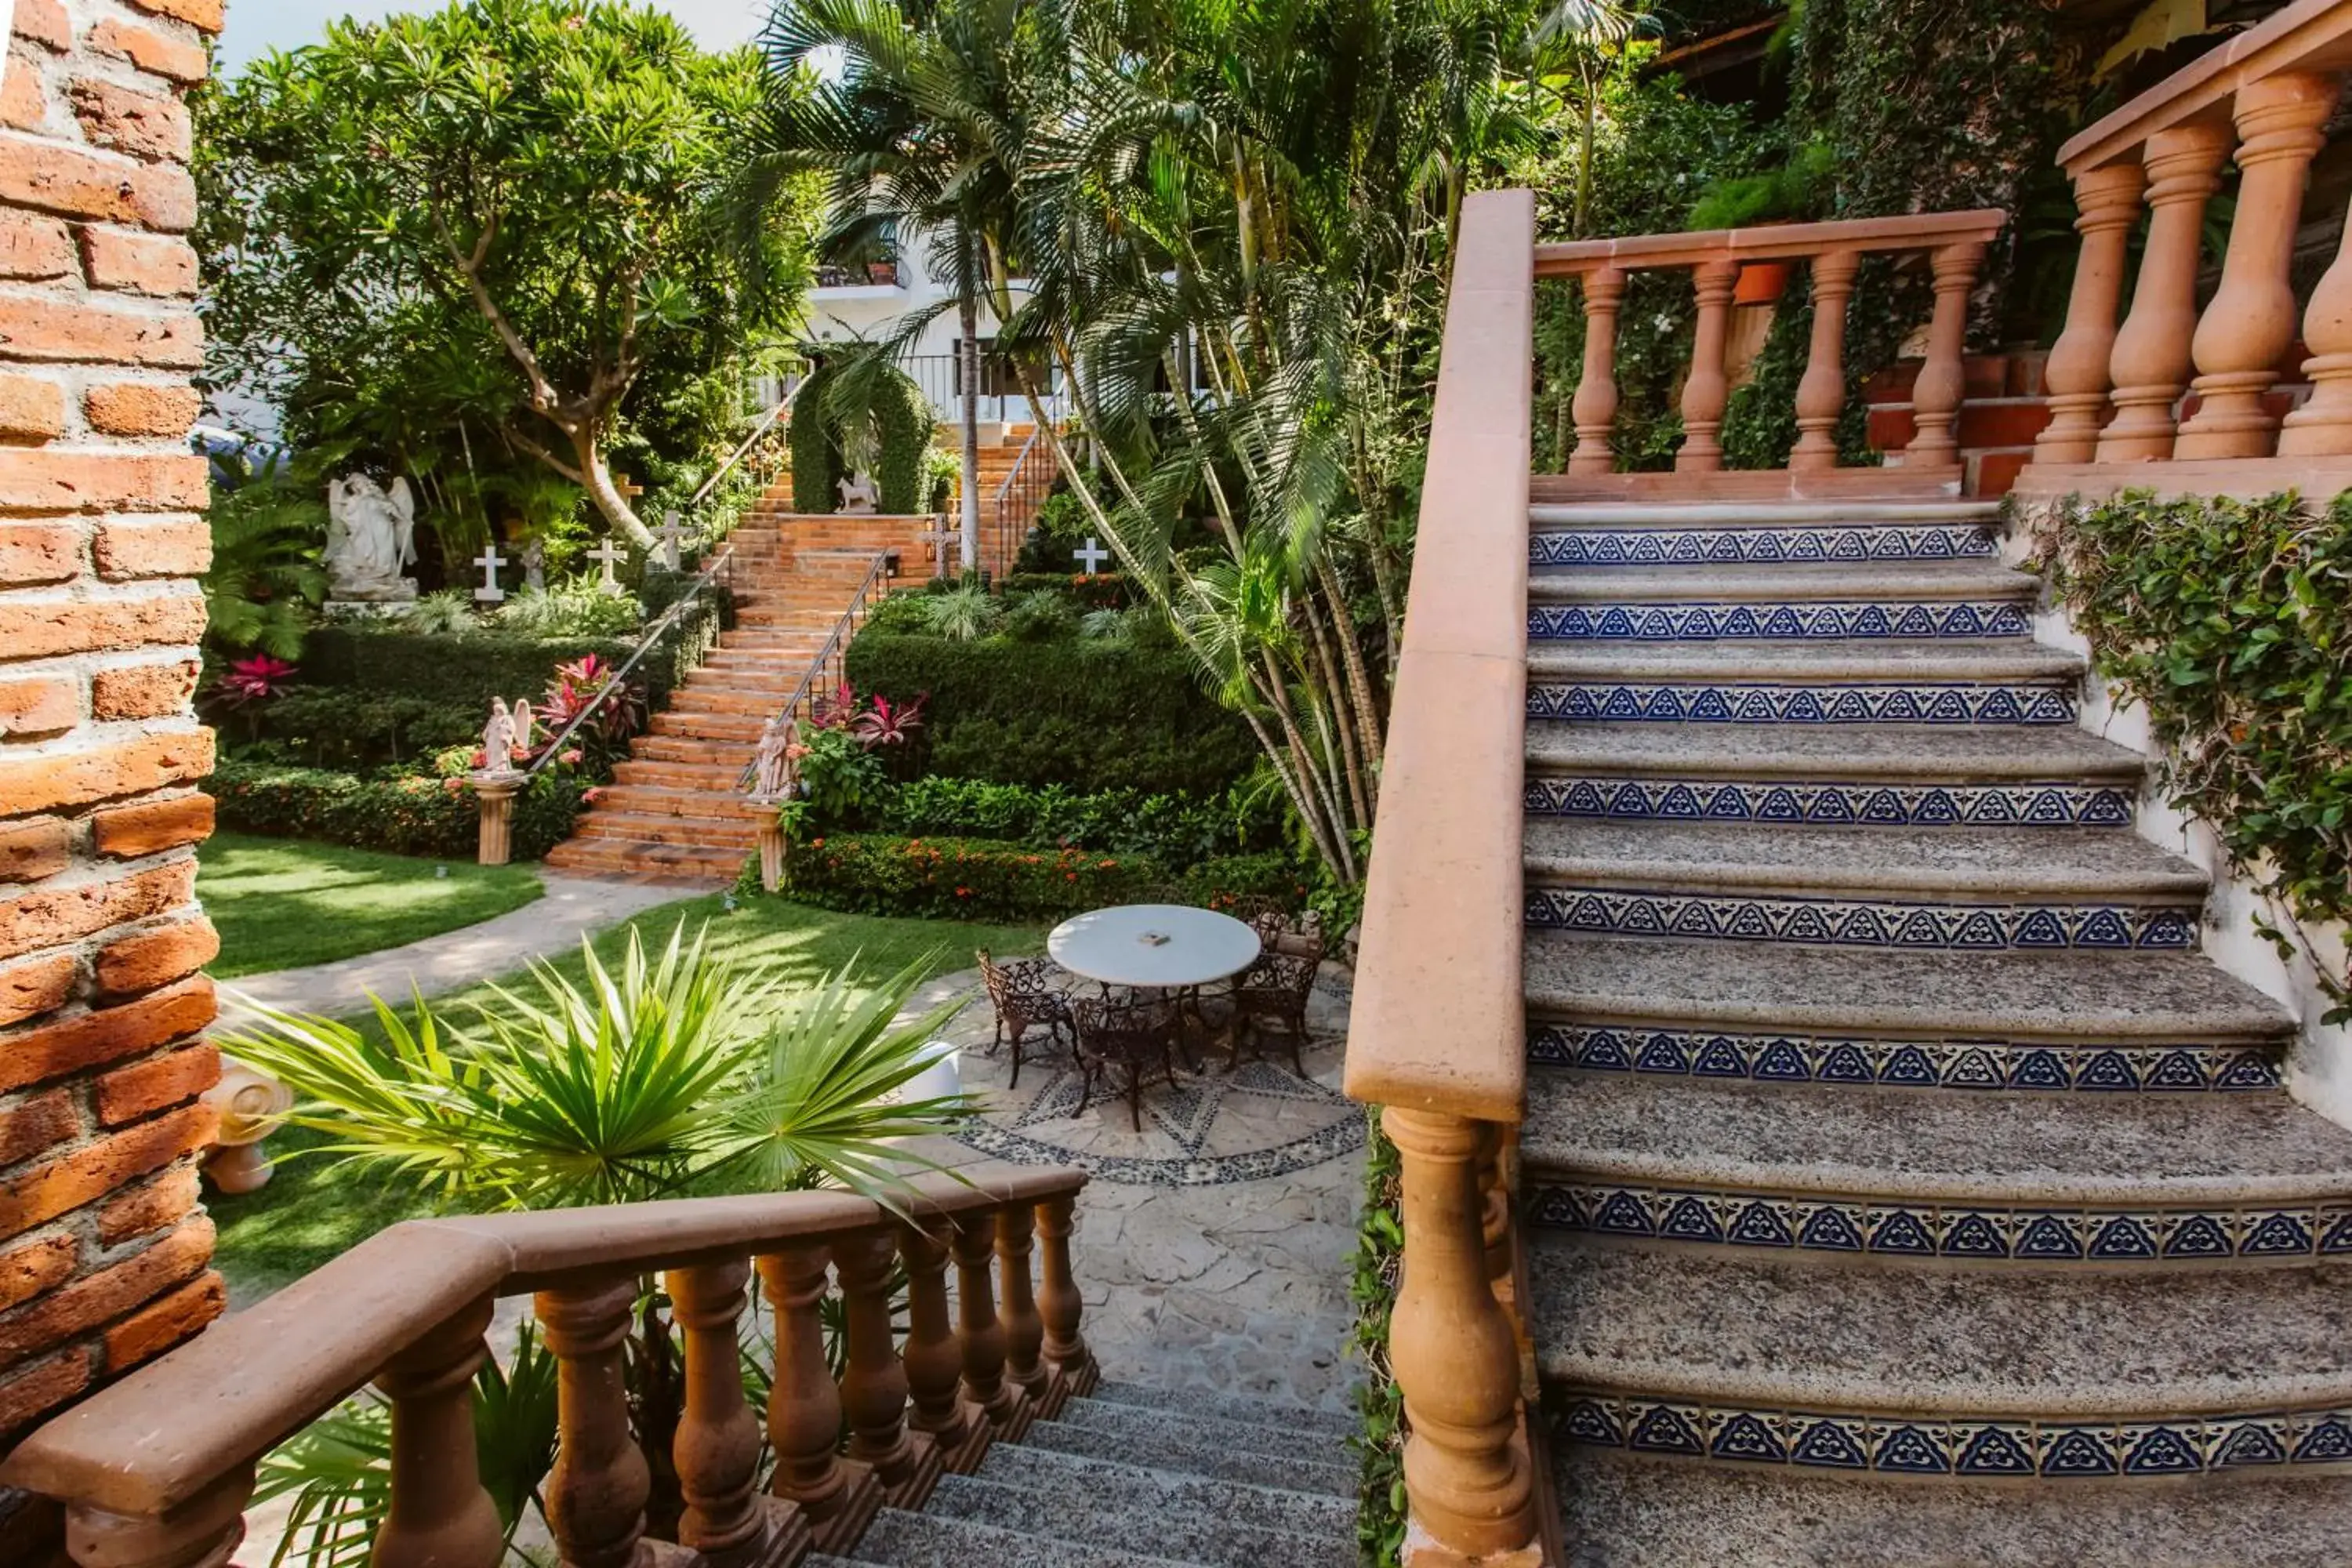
[211,892,1044,1301]
[198,833,546,978]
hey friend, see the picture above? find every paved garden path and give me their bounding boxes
[216,872,684,1024]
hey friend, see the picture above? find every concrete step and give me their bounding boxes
[1018,1417,1356,1497]
[1519,1071,2352,1263]
[838,1509,1209,1568]
[1048,1395,1346,1467]
[1551,1446,2352,1566]
[1521,818,2205,953]
[916,1475,1348,1568]
[972,1437,1353,1537]
[1526,641,2082,727]
[1086,1380,1356,1439]
[1532,1236,2352,1473]
[1525,720,2143,829]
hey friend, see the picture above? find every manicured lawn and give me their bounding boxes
[210,892,1044,1301]
[198,833,546,979]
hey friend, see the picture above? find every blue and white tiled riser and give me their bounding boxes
[1530,525,1998,568]
[1551,1396,2352,1478]
[1525,777,2135,828]
[1530,601,2030,641]
[1526,1022,2282,1092]
[1526,1181,2352,1263]
[1527,682,2077,725]
[1523,889,2200,950]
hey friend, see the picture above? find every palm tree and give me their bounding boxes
[748,0,1051,572]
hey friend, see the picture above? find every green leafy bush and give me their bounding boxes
[798,726,891,826]
[781,833,1298,923]
[209,757,586,861]
[877,777,1281,865]
[870,368,934,514]
[495,583,644,639]
[916,583,1002,642]
[789,360,848,512]
[844,632,1258,797]
[1000,592,1079,643]
[1346,1111,1404,1566]
[2032,488,2352,1019]
[242,690,482,769]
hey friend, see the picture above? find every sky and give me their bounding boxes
[216,1,773,71]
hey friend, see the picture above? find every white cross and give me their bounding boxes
[586,538,626,593]
[1073,536,1111,575]
[473,543,507,603]
[655,510,688,572]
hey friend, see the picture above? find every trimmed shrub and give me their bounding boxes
[208,758,586,861]
[242,690,481,770]
[876,777,1282,864]
[779,833,1301,923]
[872,368,933,514]
[789,360,847,512]
[844,632,1257,797]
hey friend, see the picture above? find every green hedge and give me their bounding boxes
[844,632,1258,797]
[877,777,1282,864]
[207,758,586,862]
[777,833,1300,923]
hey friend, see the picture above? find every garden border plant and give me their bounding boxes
[1346,1109,1405,1566]
[2028,486,2352,1021]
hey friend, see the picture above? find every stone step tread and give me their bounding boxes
[1050,1395,1348,1463]
[1530,1234,2352,1417]
[1019,1418,1355,1496]
[837,1508,1212,1568]
[1530,501,2002,528]
[973,1439,1354,1532]
[1528,641,2082,682]
[592,786,762,814]
[1523,932,2296,1044]
[1528,563,2036,602]
[1525,720,2145,780]
[1519,1072,2352,1206]
[1552,1447,2352,1567]
[1087,1380,1357,1438]
[1521,818,2205,898]
[919,1475,1349,1568]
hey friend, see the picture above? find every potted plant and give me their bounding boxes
[1687,141,1836,306]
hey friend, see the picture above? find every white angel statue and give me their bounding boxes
[324,474,419,599]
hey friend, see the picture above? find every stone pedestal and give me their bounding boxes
[753,811,787,894]
[472,772,524,866]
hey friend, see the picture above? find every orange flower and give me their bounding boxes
[1098,858,1116,870]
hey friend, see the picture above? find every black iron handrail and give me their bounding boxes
[523,546,735,779]
[991,425,1050,572]
[736,547,900,793]
[687,379,804,513]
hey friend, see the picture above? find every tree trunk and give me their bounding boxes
[574,423,652,549]
[959,298,982,575]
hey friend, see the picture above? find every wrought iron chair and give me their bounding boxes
[1224,898,1327,962]
[1071,993,1185,1133]
[976,949,1075,1091]
[1226,953,1320,1076]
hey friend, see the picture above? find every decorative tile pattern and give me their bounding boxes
[1530,524,1998,568]
[1526,681,2078,726]
[1526,1181,2351,1264]
[1523,887,2201,950]
[1530,600,2030,641]
[1526,1022,2283,1092]
[1550,1393,2352,1478]
[956,1105,1367,1189]
[1525,775,2135,828]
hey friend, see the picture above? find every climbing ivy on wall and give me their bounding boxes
[2031,488,2352,1022]
[871,369,934,514]
[788,360,934,513]
[789,359,846,512]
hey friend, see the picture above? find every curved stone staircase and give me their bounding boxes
[1517,499,2352,1563]
[808,1380,1354,1568]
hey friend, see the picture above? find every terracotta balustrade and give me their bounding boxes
[0,1169,1093,1568]
[1533,209,2004,499]
[1344,189,1541,1566]
[2022,0,2352,496]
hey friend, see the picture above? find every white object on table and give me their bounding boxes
[1048,903,1261,989]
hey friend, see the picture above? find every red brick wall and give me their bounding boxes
[0,0,225,1456]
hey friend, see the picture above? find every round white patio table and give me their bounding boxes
[1047,903,1261,989]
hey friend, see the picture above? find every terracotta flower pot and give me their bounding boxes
[1733,260,1791,307]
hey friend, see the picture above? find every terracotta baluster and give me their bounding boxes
[1384,1107,1536,1561]
[2033,162,2148,463]
[1677,260,1740,472]
[834,1229,942,1509]
[64,1467,253,1568]
[1904,242,1987,467]
[993,1201,1053,1410]
[896,1221,990,1472]
[1789,249,1863,471]
[669,1261,808,1568]
[538,1278,652,1568]
[2281,193,2352,454]
[757,1247,880,1553]
[375,1296,504,1568]
[1567,267,1627,476]
[951,1210,1033,1440]
[1035,1193,1097,1414]
[2097,121,2234,462]
[2176,73,2341,458]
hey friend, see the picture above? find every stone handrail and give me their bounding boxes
[1,1164,1094,1568]
[2024,0,2352,485]
[1534,209,2005,488]
[1342,188,1540,1562]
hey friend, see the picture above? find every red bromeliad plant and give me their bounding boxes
[541,653,645,752]
[212,655,298,707]
[849,690,926,749]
